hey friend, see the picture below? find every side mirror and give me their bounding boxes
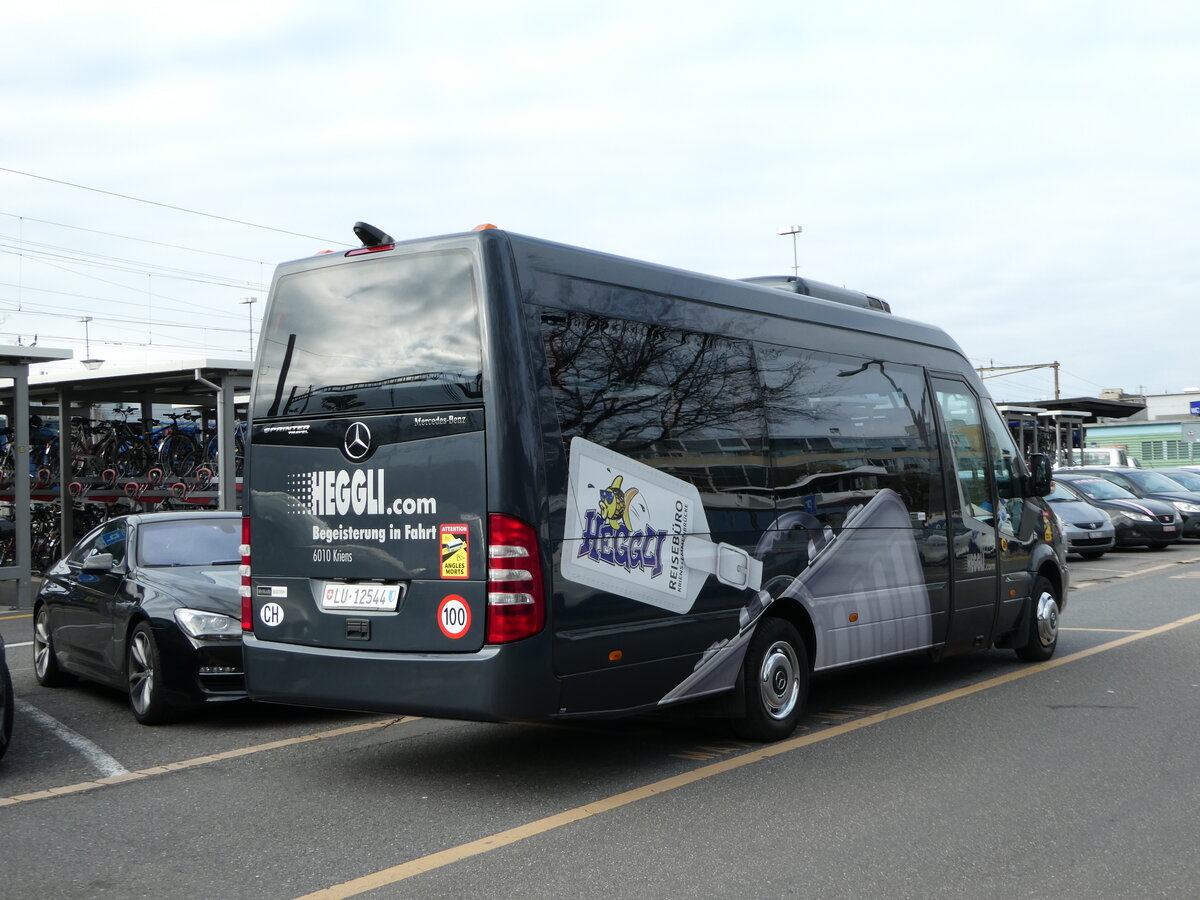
[82,553,115,572]
[1028,453,1052,497]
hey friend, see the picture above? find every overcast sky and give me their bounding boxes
[2,1,1196,402]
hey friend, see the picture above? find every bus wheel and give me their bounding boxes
[1015,577,1060,662]
[733,617,808,742]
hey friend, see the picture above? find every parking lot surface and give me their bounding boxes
[3,543,1199,899]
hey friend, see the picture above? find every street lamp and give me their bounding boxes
[80,316,103,370]
[777,225,802,277]
[240,297,257,356]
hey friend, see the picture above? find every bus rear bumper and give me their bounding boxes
[242,633,558,722]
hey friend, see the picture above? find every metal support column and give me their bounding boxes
[57,386,75,554]
[196,370,237,510]
[0,366,34,608]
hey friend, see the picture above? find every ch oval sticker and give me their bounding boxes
[260,602,285,627]
[437,594,471,639]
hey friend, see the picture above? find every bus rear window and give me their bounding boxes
[253,249,482,419]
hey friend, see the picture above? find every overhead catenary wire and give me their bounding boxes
[0,211,274,266]
[0,167,350,246]
[0,239,266,291]
[0,298,252,337]
[0,283,251,326]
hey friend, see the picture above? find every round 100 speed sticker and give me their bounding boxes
[437,594,472,639]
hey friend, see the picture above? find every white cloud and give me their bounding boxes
[0,1,1196,396]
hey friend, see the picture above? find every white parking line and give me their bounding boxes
[4,641,33,649]
[14,698,130,778]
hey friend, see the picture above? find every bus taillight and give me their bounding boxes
[486,513,545,643]
[240,516,252,631]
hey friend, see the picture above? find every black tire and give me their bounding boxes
[732,617,809,742]
[126,622,178,725]
[1079,551,1105,560]
[1015,576,1060,662]
[0,659,13,761]
[159,433,198,477]
[33,605,75,687]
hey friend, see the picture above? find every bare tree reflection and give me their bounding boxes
[542,313,823,452]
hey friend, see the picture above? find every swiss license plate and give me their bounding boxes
[1090,531,1104,538]
[1162,525,1177,532]
[319,583,400,611]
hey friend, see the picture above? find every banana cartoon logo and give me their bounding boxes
[598,476,639,531]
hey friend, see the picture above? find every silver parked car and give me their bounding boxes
[1047,480,1116,559]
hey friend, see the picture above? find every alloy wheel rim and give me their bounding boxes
[34,612,52,679]
[128,631,155,715]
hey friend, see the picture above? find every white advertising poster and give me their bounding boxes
[561,437,709,615]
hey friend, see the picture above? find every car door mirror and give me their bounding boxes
[1027,453,1052,497]
[82,553,115,572]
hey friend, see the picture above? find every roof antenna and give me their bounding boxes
[353,221,394,247]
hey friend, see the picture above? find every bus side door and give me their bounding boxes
[932,378,1000,648]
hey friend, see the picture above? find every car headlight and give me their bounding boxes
[1171,501,1200,514]
[174,608,242,640]
[1114,510,1152,523]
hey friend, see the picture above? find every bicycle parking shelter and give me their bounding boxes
[0,345,73,608]
[0,358,251,608]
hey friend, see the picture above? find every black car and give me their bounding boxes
[1057,466,1200,538]
[0,639,12,761]
[33,511,244,724]
[1054,473,1182,549]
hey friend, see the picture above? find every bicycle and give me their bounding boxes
[154,411,203,477]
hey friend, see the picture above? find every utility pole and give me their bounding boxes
[777,226,802,276]
[976,361,1060,400]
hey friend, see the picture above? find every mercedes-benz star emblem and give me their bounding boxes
[343,422,372,461]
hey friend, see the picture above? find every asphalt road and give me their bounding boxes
[2,545,1198,899]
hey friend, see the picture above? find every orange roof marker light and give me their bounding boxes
[473,223,499,231]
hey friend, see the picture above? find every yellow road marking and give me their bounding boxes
[296,610,1200,900]
[1059,627,1145,633]
[0,613,32,621]
[0,716,419,809]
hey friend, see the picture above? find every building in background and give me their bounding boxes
[1082,389,1200,468]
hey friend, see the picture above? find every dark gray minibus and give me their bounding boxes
[242,224,1067,741]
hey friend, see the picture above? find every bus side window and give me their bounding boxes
[538,309,768,503]
[936,392,994,528]
[982,403,1028,534]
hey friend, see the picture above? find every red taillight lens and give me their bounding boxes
[240,516,252,631]
[486,513,545,643]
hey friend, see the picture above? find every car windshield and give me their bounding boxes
[1161,470,1200,490]
[138,518,241,567]
[1064,478,1136,501]
[1046,482,1080,503]
[1125,470,1190,492]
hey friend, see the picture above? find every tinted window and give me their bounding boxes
[539,310,768,503]
[981,402,1027,533]
[1064,478,1135,500]
[253,250,482,419]
[1161,470,1200,490]
[69,521,127,566]
[1126,470,1190,492]
[138,518,241,567]
[1046,481,1079,502]
[760,349,939,527]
